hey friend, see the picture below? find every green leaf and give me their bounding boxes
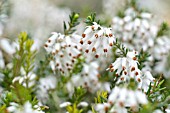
[11,83,32,105]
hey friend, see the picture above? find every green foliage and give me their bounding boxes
[147,76,167,102]
[10,32,37,105]
[71,56,85,75]
[137,49,150,70]
[157,22,169,37]
[11,83,32,105]
[71,86,86,104]
[61,87,87,113]
[66,104,83,113]
[64,12,80,35]
[117,10,125,18]
[85,13,100,25]
[0,68,12,90]
[94,91,108,103]
[114,39,128,57]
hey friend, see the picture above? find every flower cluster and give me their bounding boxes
[7,101,45,113]
[107,50,142,83]
[80,22,116,58]
[66,61,110,94]
[44,32,82,74]
[112,7,157,51]
[112,7,170,77]
[95,86,148,113]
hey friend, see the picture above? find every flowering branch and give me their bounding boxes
[64,12,79,35]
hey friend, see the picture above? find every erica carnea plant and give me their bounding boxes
[0,0,170,113]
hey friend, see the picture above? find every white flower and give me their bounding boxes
[80,22,115,58]
[60,102,71,108]
[66,61,101,94]
[78,102,88,107]
[36,75,56,103]
[44,32,82,74]
[107,50,142,83]
[138,71,155,92]
[60,101,88,108]
[0,38,17,55]
[7,101,45,113]
[108,87,147,112]
[12,70,37,88]
[112,7,157,51]
[95,103,110,113]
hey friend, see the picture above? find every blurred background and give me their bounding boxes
[0,0,170,43]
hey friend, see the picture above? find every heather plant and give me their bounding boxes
[0,0,170,113]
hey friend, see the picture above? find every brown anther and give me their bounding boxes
[55,50,59,53]
[77,54,81,58]
[48,40,51,43]
[68,45,71,47]
[82,33,86,38]
[79,48,83,51]
[95,54,99,58]
[91,26,95,30]
[84,82,88,86]
[120,77,124,81]
[133,57,137,60]
[80,40,83,45]
[109,43,113,46]
[56,63,59,67]
[122,66,126,70]
[97,74,100,77]
[66,63,69,66]
[138,78,141,82]
[109,33,113,37]
[52,52,55,55]
[44,44,48,47]
[69,53,72,56]
[109,64,113,68]
[124,71,127,75]
[60,55,64,58]
[119,102,124,107]
[131,67,135,72]
[92,47,96,52]
[135,72,139,76]
[95,34,98,38]
[103,49,108,52]
[74,46,78,48]
[104,106,109,112]
[110,68,114,72]
[87,40,92,44]
[71,59,75,63]
[73,56,76,59]
[115,74,119,77]
[109,101,113,105]
[68,68,71,71]
[85,49,89,53]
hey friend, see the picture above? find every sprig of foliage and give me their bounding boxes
[85,13,100,25]
[11,32,36,104]
[94,91,108,103]
[137,49,150,70]
[114,39,128,57]
[65,87,87,113]
[64,12,80,35]
[147,75,166,102]
[157,22,169,37]
[71,56,85,75]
